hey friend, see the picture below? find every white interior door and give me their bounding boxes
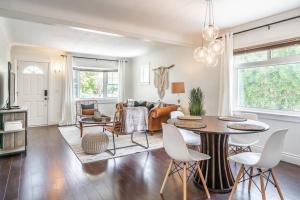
[17,61,49,126]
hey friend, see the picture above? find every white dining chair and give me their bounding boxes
[170,111,201,149]
[228,129,288,200]
[229,113,259,154]
[160,123,211,200]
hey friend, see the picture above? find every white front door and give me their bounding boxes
[17,61,49,126]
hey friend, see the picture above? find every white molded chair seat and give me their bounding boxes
[180,129,201,146]
[228,129,288,200]
[228,138,259,147]
[228,152,261,166]
[229,113,259,153]
[188,148,211,161]
[170,111,201,146]
[160,123,211,200]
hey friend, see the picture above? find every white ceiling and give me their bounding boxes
[5,18,167,57]
[0,0,299,45]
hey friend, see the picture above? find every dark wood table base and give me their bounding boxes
[194,133,235,193]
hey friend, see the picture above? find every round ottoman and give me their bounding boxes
[81,132,109,154]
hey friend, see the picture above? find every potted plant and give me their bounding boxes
[189,87,206,116]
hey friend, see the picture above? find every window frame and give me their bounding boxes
[73,66,119,101]
[233,46,300,117]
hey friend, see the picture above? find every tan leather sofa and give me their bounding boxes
[148,104,177,134]
[117,102,177,134]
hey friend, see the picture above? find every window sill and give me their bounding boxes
[233,108,300,123]
[76,98,119,104]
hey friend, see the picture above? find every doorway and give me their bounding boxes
[17,61,49,126]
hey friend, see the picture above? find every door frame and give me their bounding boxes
[16,59,50,126]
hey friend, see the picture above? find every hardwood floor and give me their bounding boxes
[1,125,300,200]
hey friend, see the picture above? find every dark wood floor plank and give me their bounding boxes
[0,125,300,200]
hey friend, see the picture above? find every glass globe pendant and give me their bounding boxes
[208,39,224,55]
[202,25,219,41]
[193,46,208,63]
[205,52,218,67]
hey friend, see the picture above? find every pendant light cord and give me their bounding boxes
[204,0,215,27]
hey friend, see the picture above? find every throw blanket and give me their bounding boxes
[124,107,148,133]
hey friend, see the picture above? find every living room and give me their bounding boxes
[0,0,300,200]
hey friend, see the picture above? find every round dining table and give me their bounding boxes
[168,116,269,193]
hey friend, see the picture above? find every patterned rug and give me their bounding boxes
[58,126,163,163]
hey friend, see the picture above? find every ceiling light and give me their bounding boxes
[203,25,219,42]
[205,52,218,67]
[70,27,123,37]
[208,39,224,55]
[202,0,219,41]
[193,46,208,63]
[194,0,223,67]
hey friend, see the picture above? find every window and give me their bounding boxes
[234,44,300,114]
[73,68,119,99]
[139,64,150,84]
[23,66,44,74]
[107,72,119,98]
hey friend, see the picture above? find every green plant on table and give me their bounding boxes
[189,87,205,116]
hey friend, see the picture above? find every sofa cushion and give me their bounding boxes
[150,105,177,118]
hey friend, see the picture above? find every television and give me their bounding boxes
[5,62,19,109]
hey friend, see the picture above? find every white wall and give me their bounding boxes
[0,18,11,108]
[131,45,220,115]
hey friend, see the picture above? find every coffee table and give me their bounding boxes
[79,116,111,137]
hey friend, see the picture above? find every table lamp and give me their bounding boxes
[171,82,185,110]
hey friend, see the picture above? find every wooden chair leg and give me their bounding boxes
[229,164,245,200]
[160,160,173,194]
[270,169,284,200]
[248,167,253,192]
[183,162,187,200]
[248,146,252,152]
[259,169,266,200]
[197,162,210,199]
[186,162,189,177]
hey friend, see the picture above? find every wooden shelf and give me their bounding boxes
[0,108,28,157]
[0,128,25,134]
[0,146,25,156]
[0,107,27,114]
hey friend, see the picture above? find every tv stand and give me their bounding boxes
[0,107,28,156]
[1,105,20,110]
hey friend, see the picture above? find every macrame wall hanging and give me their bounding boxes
[153,64,175,100]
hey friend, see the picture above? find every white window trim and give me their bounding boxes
[234,108,300,123]
[233,49,300,121]
[75,98,118,104]
[73,68,119,100]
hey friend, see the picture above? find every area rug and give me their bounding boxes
[58,126,163,163]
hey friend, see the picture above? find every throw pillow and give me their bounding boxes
[146,102,155,111]
[127,99,135,107]
[81,104,95,110]
[134,101,147,107]
[82,109,96,115]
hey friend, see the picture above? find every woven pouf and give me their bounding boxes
[81,133,109,154]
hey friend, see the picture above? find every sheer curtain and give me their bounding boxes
[118,59,126,102]
[218,33,234,116]
[60,55,75,125]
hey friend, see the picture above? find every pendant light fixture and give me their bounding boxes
[194,0,223,67]
[193,45,208,64]
[202,0,219,41]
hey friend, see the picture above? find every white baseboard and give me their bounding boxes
[252,145,300,166]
